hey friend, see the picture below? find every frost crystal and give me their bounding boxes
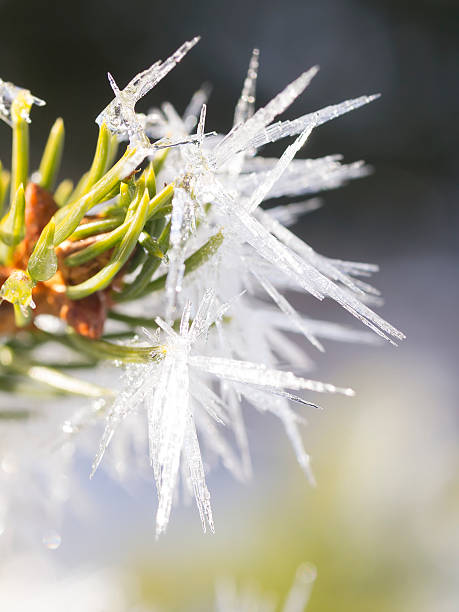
[96,37,200,145]
[143,54,403,345]
[165,186,197,321]
[81,44,403,535]
[214,67,318,168]
[233,48,259,128]
[0,38,404,542]
[248,94,380,150]
[92,291,354,534]
[0,78,45,125]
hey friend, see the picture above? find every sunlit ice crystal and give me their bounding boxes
[85,47,403,528]
[254,303,381,346]
[133,82,213,147]
[196,232,324,355]
[254,208,380,298]
[247,94,380,150]
[241,210,399,342]
[244,126,315,213]
[0,40,406,547]
[0,270,36,314]
[91,295,217,537]
[190,135,403,344]
[214,66,319,169]
[156,63,401,349]
[155,51,395,347]
[96,37,200,145]
[225,47,261,176]
[183,112,402,345]
[233,48,260,128]
[234,156,371,200]
[165,186,198,321]
[91,290,355,534]
[0,78,45,126]
[266,198,323,226]
[104,71,150,148]
[183,82,213,132]
[186,228,380,383]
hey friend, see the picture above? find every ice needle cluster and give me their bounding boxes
[0,38,403,541]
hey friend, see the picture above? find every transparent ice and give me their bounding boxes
[96,38,201,149]
[0,39,404,542]
[92,290,355,534]
[0,78,45,126]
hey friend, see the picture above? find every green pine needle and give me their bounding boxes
[38,117,65,191]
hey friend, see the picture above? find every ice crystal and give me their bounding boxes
[214,67,319,169]
[146,55,402,345]
[165,186,197,321]
[79,43,403,534]
[0,37,404,542]
[233,48,260,128]
[96,37,200,146]
[247,94,380,150]
[0,78,45,126]
[92,291,353,534]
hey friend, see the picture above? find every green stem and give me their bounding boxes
[0,183,25,247]
[145,161,156,197]
[54,179,74,207]
[11,110,29,204]
[52,146,142,247]
[104,134,119,172]
[67,331,164,363]
[0,345,111,398]
[64,183,173,268]
[82,123,111,194]
[66,190,149,299]
[13,303,31,327]
[153,148,169,174]
[108,310,161,327]
[119,229,224,301]
[0,408,33,420]
[0,164,10,215]
[114,221,170,302]
[70,215,124,241]
[34,327,162,363]
[38,118,65,191]
[28,218,57,281]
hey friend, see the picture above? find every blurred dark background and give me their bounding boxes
[1,1,458,610]
[0,0,458,258]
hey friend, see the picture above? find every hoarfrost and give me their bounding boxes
[0,78,45,126]
[92,291,351,533]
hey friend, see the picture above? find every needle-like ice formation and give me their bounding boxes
[0,78,45,126]
[0,39,404,541]
[92,290,355,533]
